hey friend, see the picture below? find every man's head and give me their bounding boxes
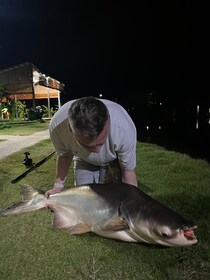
[68,96,110,153]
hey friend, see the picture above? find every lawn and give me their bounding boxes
[0,120,49,135]
[0,124,210,280]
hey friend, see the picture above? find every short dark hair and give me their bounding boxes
[68,96,109,139]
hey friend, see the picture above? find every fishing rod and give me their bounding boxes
[11,151,56,184]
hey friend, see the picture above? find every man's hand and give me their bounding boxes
[44,187,63,199]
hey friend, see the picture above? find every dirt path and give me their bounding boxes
[0,130,50,160]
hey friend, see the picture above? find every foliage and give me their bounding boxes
[0,85,12,119]
[0,84,10,102]
[41,104,59,118]
[0,85,27,120]
[14,100,27,119]
[0,85,58,120]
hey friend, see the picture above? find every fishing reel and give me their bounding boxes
[22,152,34,168]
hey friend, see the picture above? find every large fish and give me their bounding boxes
[0,183,197,247]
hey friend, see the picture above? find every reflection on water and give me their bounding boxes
[137,126,210,163]
[125,94,210,163]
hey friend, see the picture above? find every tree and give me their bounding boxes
[0,85,25,120]
[0,84,10,102]
[0,85,11,119]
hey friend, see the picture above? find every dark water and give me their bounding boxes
[137,128,210,164]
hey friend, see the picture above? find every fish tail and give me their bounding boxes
[20,184,45,200]
[0,184,45,216]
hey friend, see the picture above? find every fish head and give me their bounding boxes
[151,222,198,247]
[120,198,198,247]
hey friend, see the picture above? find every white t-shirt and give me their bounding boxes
[49,99,137,170]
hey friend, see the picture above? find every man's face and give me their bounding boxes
[69,119,110,153]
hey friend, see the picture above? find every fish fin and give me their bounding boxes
[20,184,45,201]
[68,223,92,235]
[0,184,45,216]
[52,209,73,228]
[99,217,129,231]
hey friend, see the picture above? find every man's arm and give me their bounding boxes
[55,154,73,183]
[44,154,73,198]
[121,169,138,187]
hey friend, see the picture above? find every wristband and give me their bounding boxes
[53,182,64,189]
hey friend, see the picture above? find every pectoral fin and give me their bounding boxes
[51,208,73,228]
[97,217,129,231]
[68,223,92,235]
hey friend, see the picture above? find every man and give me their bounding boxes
[45,96,138,198]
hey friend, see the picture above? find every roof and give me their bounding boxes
[0,62,65,100]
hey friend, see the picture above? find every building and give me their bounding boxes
[0,62,65,115]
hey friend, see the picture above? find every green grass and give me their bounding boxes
[0,126,210,280]
[0,120,49,135]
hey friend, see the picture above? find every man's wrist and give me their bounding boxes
[53,182,64,189]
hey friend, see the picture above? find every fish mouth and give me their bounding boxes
[183,225,197,241]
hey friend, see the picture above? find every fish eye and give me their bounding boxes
[155,226,174,238]
[160,229,178,239]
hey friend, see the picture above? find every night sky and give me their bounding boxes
[0,0,207,104]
